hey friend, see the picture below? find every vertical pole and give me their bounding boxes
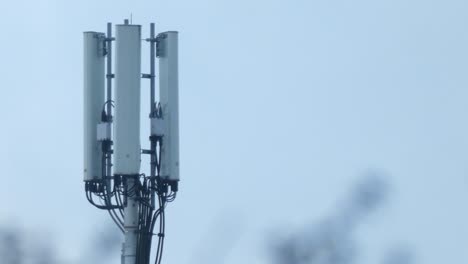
[150,23,156,115]
[149,23,157,208]
[105,23,113,188]
[106,22,113,119]
[122,178,139,264]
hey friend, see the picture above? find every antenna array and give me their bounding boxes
[83,20,179,264]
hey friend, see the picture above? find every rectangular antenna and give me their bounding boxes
[158,31,180,182]
[113,24,142,175]
[83,31,105,181]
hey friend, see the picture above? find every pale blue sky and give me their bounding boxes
[1,0,468,263]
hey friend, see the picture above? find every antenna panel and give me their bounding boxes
[158,31,179,181]
[113,24,142,175]
[83,32,105,181]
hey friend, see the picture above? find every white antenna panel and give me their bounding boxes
[83,32,105,181]
[158,31,179,182]
[113,24,142,175]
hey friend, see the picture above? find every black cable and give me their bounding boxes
[108,207,125,233]
[158,205,165,264]
[143,195,154,263]
[85,124,179,262]
[115,186,125,218]
[103,187,125,232]
[137,189,150,264]
[107,200,124,231]
[99,150,125,233]
[86,188,125,233]
[101,100,115,114]
[154,194,166,264]
[136,179,159,264]
[86,189,121,210]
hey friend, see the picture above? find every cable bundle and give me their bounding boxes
[85,127,177,264]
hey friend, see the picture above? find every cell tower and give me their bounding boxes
[83,19,179,264]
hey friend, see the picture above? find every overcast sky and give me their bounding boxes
[1,0,468,263]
